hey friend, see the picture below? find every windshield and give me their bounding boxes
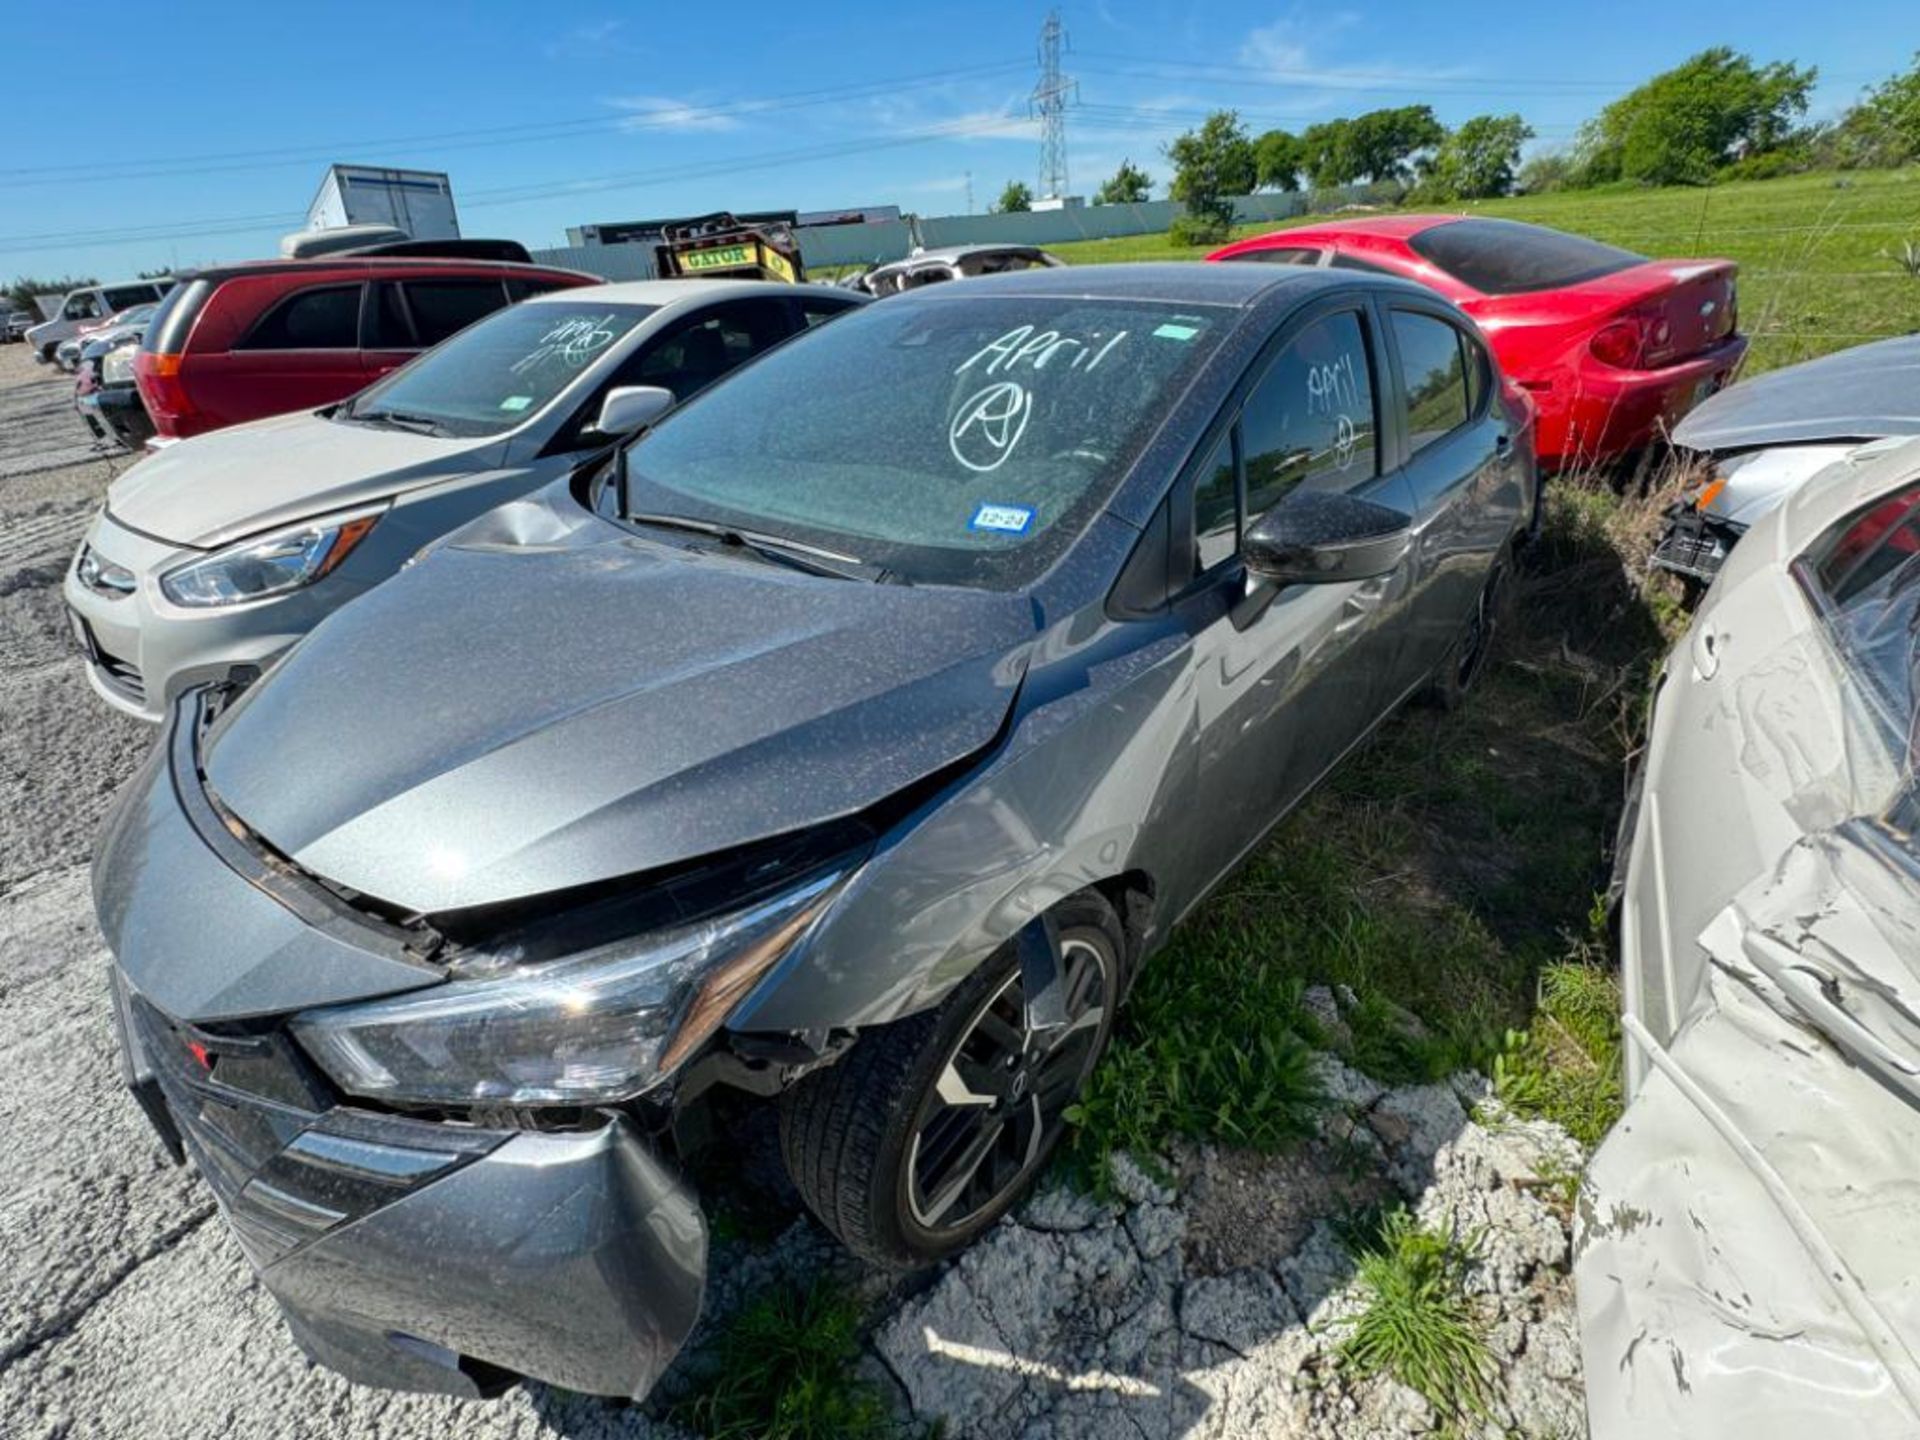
[619,293,1228,587]
[1409,219,1643,295]
[341,301,657,438]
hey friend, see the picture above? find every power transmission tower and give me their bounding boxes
[1029,9,1078,199]
[965,170,974,215]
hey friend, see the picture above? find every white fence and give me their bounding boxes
[531,185,1398,281]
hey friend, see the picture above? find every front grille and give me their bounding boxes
[125,992,503,1267]
[93,646,146,704]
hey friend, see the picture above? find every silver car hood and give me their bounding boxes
[1673,333,1920,454]
[203,494,1036,914]
[107,409,492,549]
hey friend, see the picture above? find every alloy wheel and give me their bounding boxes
[903,935,1112,1232]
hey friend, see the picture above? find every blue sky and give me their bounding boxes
[2,0,1910,281]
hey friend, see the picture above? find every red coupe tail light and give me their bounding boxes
[1589,320,1646,370]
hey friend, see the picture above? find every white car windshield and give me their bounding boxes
[341,301,658,438]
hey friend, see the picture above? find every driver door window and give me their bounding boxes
[1188,309,1379,577]
[1240,310,1378,519]
[634,300,794,401]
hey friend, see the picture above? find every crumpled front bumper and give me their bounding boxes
[98,702,708,1400]
[112,972,707,1398]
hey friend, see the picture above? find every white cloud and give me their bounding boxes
[545,19,631,61]
[607,95,741,134]
[1236,11,1468,97]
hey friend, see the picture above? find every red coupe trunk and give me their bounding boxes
[1560,260,1739,370]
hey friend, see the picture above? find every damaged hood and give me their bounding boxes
[202,491,1037,914]
[107,409,493,549]
[1674,333,1920,454]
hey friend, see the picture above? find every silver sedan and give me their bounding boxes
[64,278,863,719]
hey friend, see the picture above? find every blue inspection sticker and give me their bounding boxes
[969,502,1035,534]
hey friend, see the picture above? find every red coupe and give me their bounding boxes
[1210,216,1747,470]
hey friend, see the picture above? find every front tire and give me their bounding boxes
[779,893,1123,1269]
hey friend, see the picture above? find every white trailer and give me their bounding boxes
[307,165,459,240]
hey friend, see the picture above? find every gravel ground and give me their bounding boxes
[0,344,1588,1438]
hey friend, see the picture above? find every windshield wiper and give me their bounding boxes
[346,408,452,437]
[624,511,889,582]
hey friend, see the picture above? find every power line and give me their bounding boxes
[1076,52,1892,93]
[0,58,1032,189]
[0,112,1038,255]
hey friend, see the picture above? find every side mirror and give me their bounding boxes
[591,385,675,437]
[1243,489,1412,586]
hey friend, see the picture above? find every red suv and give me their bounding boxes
[134,256,595,443]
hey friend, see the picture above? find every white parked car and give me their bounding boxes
[1583,435,1920,1437]
[25,278,170,363]
[64,278,863,719]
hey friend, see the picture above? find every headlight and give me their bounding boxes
[101,346,136,385]
[290,868,850,1106]
[159,505,385,608]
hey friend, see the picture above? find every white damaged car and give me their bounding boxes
[1584,434,1920,1435]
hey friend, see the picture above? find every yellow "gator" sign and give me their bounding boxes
[674,240,797,283]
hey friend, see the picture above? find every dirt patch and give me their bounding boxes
[1177,1139,1393,1275]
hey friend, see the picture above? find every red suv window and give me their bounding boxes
[237,285,362,350]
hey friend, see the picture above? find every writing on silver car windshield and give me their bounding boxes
[345,302,656,439]
[622,297,1225,588]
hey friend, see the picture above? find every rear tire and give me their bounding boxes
[779,893,1123,1269]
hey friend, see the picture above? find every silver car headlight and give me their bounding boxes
[159,505,386,608]
[290,867,850,1107]
[100,345,137,385]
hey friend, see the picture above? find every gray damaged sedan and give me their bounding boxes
[95,262,1535,1401]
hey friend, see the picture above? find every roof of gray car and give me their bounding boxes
[895,260,1370,308]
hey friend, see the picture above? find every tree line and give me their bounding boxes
[988,47,1920,245]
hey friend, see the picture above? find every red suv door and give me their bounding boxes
[186,280,370,429]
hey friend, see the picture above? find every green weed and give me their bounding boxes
[1337,1208,1495,1421]
[671,1279,900,1440]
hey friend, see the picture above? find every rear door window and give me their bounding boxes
[237,285,363,350]
[634,299,794,401]
[1392,311,1472,453]
[365,282,416,349]
[504,276,573,302]
[402,279,510,347]
[1239,309,1378,518]
[1408,218,1643,295]
[797,295,858,328]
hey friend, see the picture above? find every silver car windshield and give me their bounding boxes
[620,295,1228,588]
[341,301,658,439]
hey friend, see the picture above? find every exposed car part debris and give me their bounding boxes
[1655,334,1920,585]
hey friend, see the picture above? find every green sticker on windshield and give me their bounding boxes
[499,395,533,412]
[1153,323,1199,341]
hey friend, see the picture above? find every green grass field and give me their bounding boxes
[1048,168,1920,374]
